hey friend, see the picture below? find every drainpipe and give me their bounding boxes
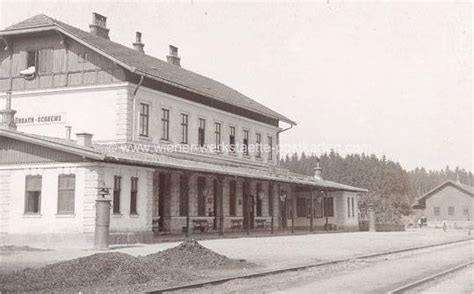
[131,75,144,141]
[276,123,294,165]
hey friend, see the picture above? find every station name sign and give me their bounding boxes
[14,114,65,125]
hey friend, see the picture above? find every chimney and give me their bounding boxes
[76,133,93,148]
[0,90,17,130]
[313,159,323,180]
[166,45,181,66]
[65,126,72,140]
[133,32,144,53]
[89,13,110,39]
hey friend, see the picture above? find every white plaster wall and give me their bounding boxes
[3,164,89,234]
[102,164,154,232]
[0,84,129,141]
[133,86,280,164]
[1,162,154,235]
[424,185,473,222]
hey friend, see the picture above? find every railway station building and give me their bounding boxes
[0,14,366,245]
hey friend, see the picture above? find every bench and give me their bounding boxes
[255,219,267,230]
[231,219,243,232]
[192,219,210,233]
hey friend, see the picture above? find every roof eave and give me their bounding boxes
[0,26,57,36]
[0,128,105,160]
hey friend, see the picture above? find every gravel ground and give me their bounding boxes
[0,240,254,293]
[406,264,474,294]
[182,241,473,293]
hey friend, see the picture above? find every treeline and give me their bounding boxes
[280,151,473,224]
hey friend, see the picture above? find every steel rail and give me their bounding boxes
[387,259,474,294]
[147,237,473,294]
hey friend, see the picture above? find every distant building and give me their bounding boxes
[0,13,366,246]
[412,180,474,228]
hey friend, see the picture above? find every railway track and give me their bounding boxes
[147,237,473,294]
[387,259,474,294]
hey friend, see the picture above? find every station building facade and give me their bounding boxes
[0,14,366,245]
[412,180,473,228]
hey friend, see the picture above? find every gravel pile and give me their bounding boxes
[143,239,253,270]
[0,252,153,292]
[0,240,253,293]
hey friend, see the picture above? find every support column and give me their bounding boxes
[184,172,191,238]
[368,207,376,232]
[245,179,251,235]
[217,175,225,236]
[310,189,314,232]
[291,185,295,233]
[270,182,275,234]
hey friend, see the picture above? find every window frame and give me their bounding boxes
[214,122,222,152]
[26,49,37,69]
[198,118,206,147]
[448,206,455,216]
[268,136,273,161]
[256,133,262,158]
[180,113,188,144]
[161,108,170,140]
[243,130,249,156]
[229,126,236,153]
[113,176,122,214]
[57,174,76,215]
[433,206,440,216]
[25,175,42,214]
[130,177,138,215]
[324,197,334,217]
[139,103,149,137]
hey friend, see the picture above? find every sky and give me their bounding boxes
[1,0,472,171]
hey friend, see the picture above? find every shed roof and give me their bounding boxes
[1,14,296,125]
[0,128,367,193]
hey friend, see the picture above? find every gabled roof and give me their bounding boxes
[0,128,367,193]
[412,180,474,209]
[1,14,296,125]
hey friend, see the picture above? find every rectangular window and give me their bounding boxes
[268,136,273,160]
[229,126,236,153]
[351,197,355,217]
[434,206,440,216]
[58,174,75,214]
[256,133,262,158]
[256,183,263,217]
[25,175,41,214]
[161,108,169,140]
[113,176,121,214]
[448,206,455,216]
[139,103,149,137]
[39,47,53,73]
[198,118,206,147]
[243,130,249,156]
[214,122,221,152]
[347,197,351,218]
[324,197,334,217]
[197,176,206,216]
[78,52,88,63]
[181,114,188,144]
[179,175,188,216]
[26,50,37,68]
[229,180,236,217]
[297,197,306,217]
[130,177,138,215]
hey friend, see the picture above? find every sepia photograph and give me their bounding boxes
[0,0,472,293]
